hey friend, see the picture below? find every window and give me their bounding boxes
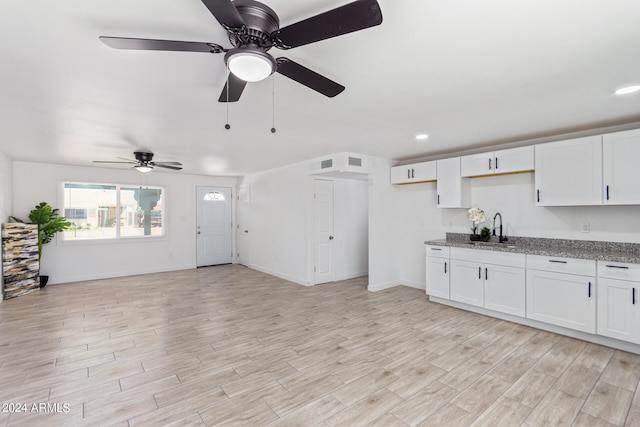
[203,191,225,201]
[63,183,164,240]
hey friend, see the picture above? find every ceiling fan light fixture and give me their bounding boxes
[225,46,276,82]
[135,164,153,173]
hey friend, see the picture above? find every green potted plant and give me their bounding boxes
[10,202,71,288]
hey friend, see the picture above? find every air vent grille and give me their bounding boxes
[348,157,362,167]
[321,159,333,169]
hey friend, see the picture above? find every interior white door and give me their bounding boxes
[236,185,250,266]
[314,179,334,284]
[196,186,232,267]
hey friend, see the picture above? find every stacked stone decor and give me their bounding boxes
[2,223,40,300]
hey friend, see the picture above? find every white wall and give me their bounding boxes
[12,161,237,284]
[0,151,12,222]
[238,161,312,285]
[367,158,403,291]
[238,154,395,289]
[398,172,640,288]
[0,151,12,300]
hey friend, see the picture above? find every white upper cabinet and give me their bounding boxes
[390,160,436,184]
[461,146,534,177]
[603,129,640,205]
[436,157,470,208]
[534,135,603,206]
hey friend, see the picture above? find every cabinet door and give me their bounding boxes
[494,146,534,175]
[412,161,437,182]
[597,278,640,343]
[425,256,449,299]
[461,152,494,177]
[484,264,525,317]
[526,269,596,333]
[603,129,640,205]
[390,165,412,184]
[450,259,483,307]
[436,157,470,208]
[534,135,603,206]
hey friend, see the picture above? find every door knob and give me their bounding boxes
[244,230,248,233]
[329,235,334,240]
[197,231,201,234]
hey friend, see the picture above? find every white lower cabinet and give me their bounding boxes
[450,259,485,307]
[484,264,526,317]
[597,261,640,344]
[450,248,526,315]
[526,255,596,333]
[425,245,450,299]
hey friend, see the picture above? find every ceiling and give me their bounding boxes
[2,0,639,176]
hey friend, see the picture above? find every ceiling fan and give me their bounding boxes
[93,151,183,173]
[99,0,383,102]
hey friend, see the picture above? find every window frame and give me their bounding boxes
[60,181,167,243]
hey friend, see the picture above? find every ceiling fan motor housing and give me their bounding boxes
[134,151,154,163]
[229,0,280,50]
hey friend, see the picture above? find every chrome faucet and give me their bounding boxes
[493,212,508,243]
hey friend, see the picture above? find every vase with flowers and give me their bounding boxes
[467,207,485,241]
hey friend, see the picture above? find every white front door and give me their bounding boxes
[314,179,334,284]
[196,186,232,267]
[236,185,250,266]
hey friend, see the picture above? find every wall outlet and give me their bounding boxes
[581,222,590,233]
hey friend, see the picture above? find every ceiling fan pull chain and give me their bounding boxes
[225,73,231,130]
[271,74,276,133]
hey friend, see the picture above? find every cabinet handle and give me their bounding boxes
[408,169,411,179]
[485,267,488,280]
[605,264,629,269]
[588,281,591,298]
[548,259,568,264]
[444,262,447,274]
[606,185,610,201]
[537,189,540,203]
[489,158,492,170]
[437,194,440,205]
[478,266,481,279]
[633,288,636,305]
[412,168,415,179]
[495,157,499,170]
[431,248,442,251]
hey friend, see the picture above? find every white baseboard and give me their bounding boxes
[247,264,309,286]
[400,280,425,290]
[367,280,401,292]
[48,263,196,285]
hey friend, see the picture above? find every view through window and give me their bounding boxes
[63,183,164,240]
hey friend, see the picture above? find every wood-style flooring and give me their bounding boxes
[1,264,640,426]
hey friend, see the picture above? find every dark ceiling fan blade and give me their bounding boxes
[272,0,382,49]
[152,164,183,170]
[99,36,224,53]
[152,161,183,166]
[276,58,345,98]
[201,0,246,32]
[93,160,137,164]
[218,73,248,102]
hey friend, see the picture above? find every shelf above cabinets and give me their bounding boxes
[390,160,436,184]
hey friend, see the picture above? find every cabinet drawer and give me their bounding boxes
[598,261,640,281]
[426,245,449,258]
[451,247,525,268]
[527,254,595,276]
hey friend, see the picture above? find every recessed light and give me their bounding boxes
[415,134,429,141]
[614,85,640,95]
